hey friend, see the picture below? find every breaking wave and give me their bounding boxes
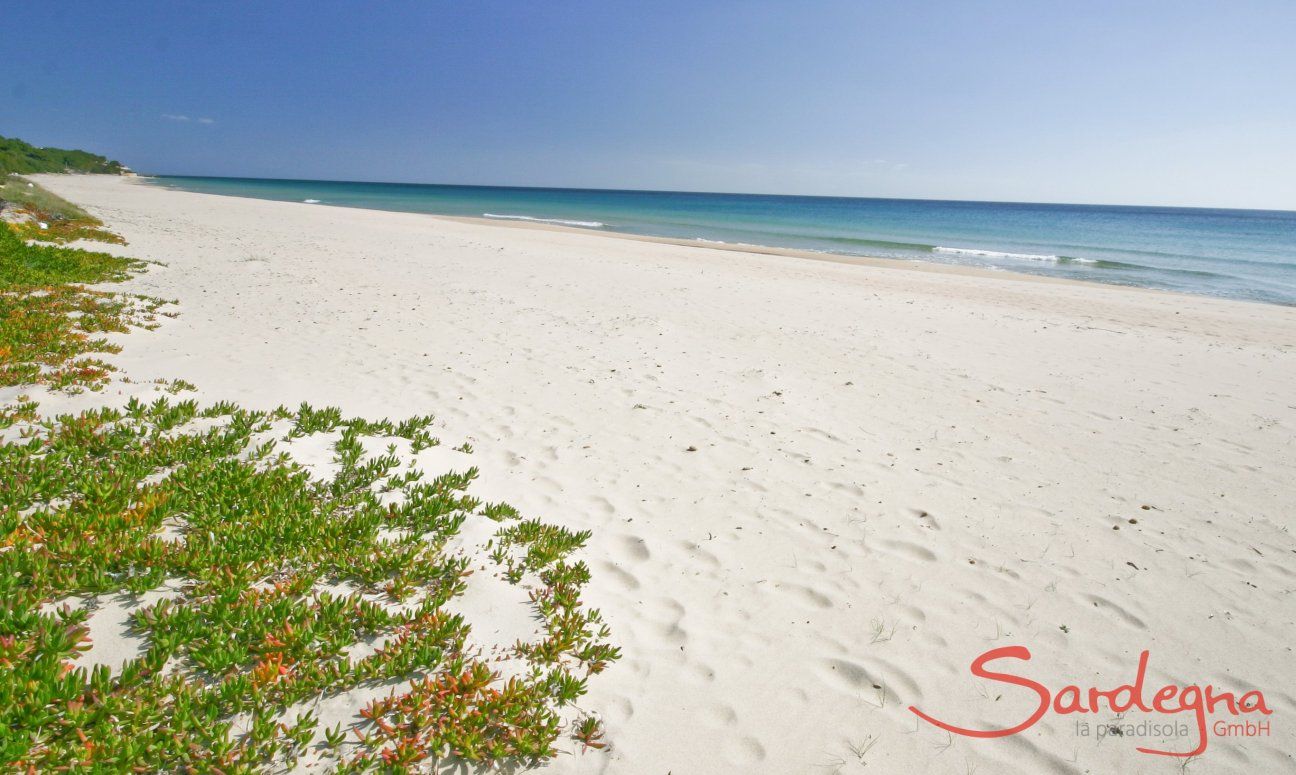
[483,213,605,228]
[934,246,1097,264]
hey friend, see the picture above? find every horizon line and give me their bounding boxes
[144,172,1296,216]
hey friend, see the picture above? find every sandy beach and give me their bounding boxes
[22,173,1296,774]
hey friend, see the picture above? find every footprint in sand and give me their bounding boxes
[597,560,641,591]
[1082,593,1147,629]
[618,534,651,562]
[783,584,834,609]
[877,538,939,563]
[721,736,766,765]
[701,703,738,725]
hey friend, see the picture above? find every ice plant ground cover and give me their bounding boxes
[0,219,617,770]
[0,228,164,390]
[0,175,126,246]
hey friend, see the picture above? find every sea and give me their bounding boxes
[148,176,1296,306]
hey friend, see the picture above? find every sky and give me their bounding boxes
[3,1,1294,209]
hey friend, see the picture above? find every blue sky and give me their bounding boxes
[3,1,1294,209]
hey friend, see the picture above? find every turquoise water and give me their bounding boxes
[150,176,1296,306]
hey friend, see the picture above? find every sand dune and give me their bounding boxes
[28,174,1296,774]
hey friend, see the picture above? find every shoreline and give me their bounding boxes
[21,172,1296,773]
[135,175,1274,307]
[139,175,1096,288]
[435,213,1097,288]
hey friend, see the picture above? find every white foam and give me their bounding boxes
[302,199,321,204]
[934,246,1061,262]
[695,238,727,244]
[933,246,1083,264]
[482,213,604,228]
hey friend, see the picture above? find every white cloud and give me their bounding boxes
[162,114,215,125]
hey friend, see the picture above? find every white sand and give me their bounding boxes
[24,174,1296,773]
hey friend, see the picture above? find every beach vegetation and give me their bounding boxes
[573,715,607,750]
[0,191,617,770]
[2,176,126,245]
[0,135,125,176]
[0,228,162,390]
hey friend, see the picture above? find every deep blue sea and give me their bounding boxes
[149,176,1296,306]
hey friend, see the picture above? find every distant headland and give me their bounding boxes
[0,134,128,175]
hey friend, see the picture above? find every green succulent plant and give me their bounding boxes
[0,194,619,771]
